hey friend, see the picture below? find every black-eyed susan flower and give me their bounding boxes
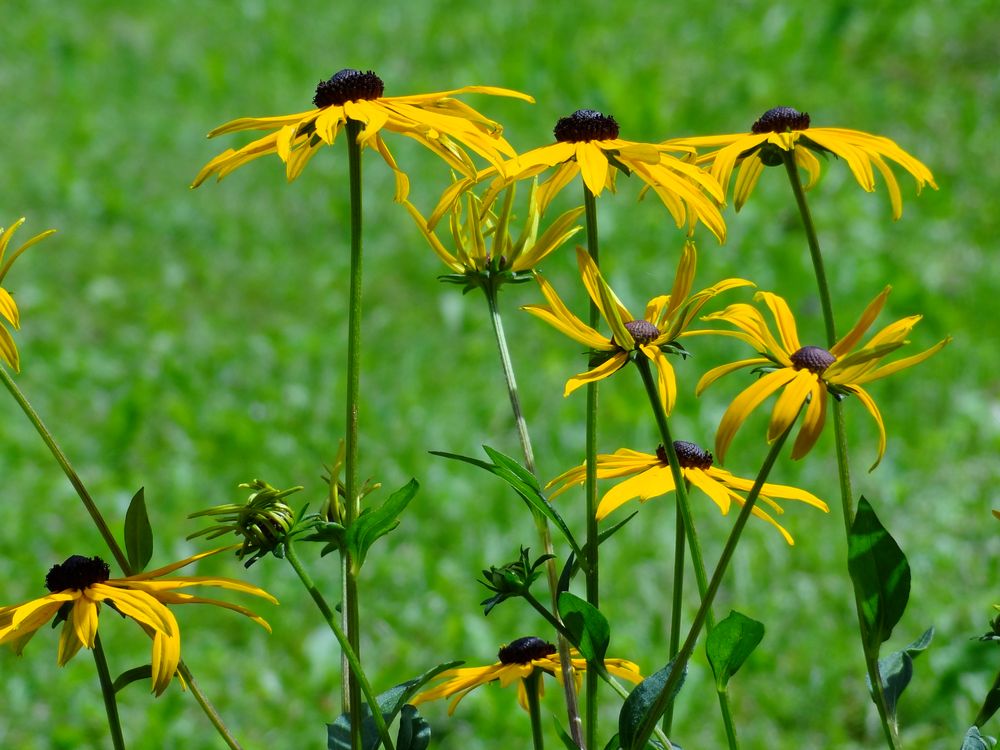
[406,179,583,290]
[523,243,752,413]
[548,442,828,544]
[696,289,949,469]
[411,636,642,715]
[192,68,533,199]
[0,548,276,695]
[431,109,726,241]
[0,218,55,372]
[668,106,936,217]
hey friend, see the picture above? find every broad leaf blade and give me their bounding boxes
[962,726,997,750]
[395,705,431,750]
[847,496,911,649]
[348,479,419,568]
[868,626,933,727]
[619,659,686,750]
[706,611,765,691]
[124,487,153,573]
[558,591,610,664]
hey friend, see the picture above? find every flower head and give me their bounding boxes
[523,243,752,413]
[0,218,56,372]
[431,108,726,241]
[696,289,950,469]
[411,635,642,715]
[0,548,276,695]
[668,106,936,217]
[192,68,533,199]
[548,442,828,544]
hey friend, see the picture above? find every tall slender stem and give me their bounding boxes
[662,501,685,733]
[633,356,739,748]
[343,118,365,750]
[93,632,126,750]
[1,366,244,749]
[525,671,546,750]
[483,282,584,747]
[285,541,395,750]
[582,185,600,750]
[782,152,898,749]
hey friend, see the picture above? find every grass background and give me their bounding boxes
[2,1,998,747]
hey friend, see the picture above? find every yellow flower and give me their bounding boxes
[411,636,642,715]
[405,179,583,284]
[0,548,276,695]
[0,218,56,372]
[430,109,726,242]
[523,243,752,413]
[668,106,937,217]
[548,442,828,545]
[192,68,533,199]
[696,289,949,469]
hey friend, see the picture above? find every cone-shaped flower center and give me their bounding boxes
[750,106,811,134]
[790,345,836,374]
[498,636,556,664]
[45,555,110,592]
[314,69,385,108]
[553,109,619,143]
[624,319,660,345]
[658,441,714,470]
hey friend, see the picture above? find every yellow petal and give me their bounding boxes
[756,292,802,354]
[715,368,798,462]
[844,385,888,471]
[790,380,829,460]
[597,466,675,520]
[831,287,891,357]
[768,370,817,442]
[72,594,100,649]
[565,352,628,397]
[576,143,610,197]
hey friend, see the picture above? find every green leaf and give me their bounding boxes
[553,718,578,750]
[112,665,152,693]
[558,591,610,664]
[706,610,765,691]
[619,659,686,750]
[327,660,460,750]
[347,479,419,568]
[867,626,933,727]
[394,705,431,750]
[124,487,153,573]
[847,496,911,650]
[962,726,997,750]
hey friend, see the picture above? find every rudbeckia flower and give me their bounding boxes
[0,548,276,695]
[667,106,936,217]
[523,243,752,413]
[411,636,642,715]
[696,289,949,469]
[192,68,533,199]
[430,109,726,242]
[547,442,828,544]
[0,218,56,372]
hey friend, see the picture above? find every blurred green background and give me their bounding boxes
[2,1,997,748]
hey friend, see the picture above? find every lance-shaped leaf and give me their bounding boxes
[348,479,419,568]
[124,487,153,573]
[706,611,765,691]
[962,726,997,750]
[867,626,933,730]
[848,496,911,650]
[619,659,686,750]
[558,591,610,665]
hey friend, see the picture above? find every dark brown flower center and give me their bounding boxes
[624,319,660,345]
[553,109,619,143]
[790,345,836,374]
[750,106,810,134]
[45,555,110,592]
[313,69,384,108]
[498,636,556,664]
[657,441,714,470]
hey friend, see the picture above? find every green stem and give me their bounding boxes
[93,632,126,750]
[630,422,796,749]
[483,281,584,747]
[285,541,395,750]
[525,671,546,750]
[633,356,739,748]
[1,366,244,749]
[782,152,898,749]
[662,501,685,734]
[343,118,365,750]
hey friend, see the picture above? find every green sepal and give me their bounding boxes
[558,591,610,665]
[847,495,911,650]
[327,660,460,750]
[962,726,997,750]
[432,447,581,558]
[303,519,347,558]
[706,610,765,691]
[123,487,153,573]
[347,479,419,568]
[866,626,933,728]
[112,665,152,694]
[618,658,686,750]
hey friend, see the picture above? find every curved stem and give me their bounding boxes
[285,541,395,750]
[483,282,584,747]
[782,152,898,749]
[93,632,126,750]
[633,356,739,748]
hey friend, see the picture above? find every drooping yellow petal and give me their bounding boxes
[597,466,675,519]
[733,157,765,212]
[643,345,677,415]
[843,385,888,471]
[695,358,771,396]
[57,616,86,666]
[72,593,101,650]
[767,369,817,442]
[715,368,798,461]
[0,288,19,328]
[686,468,733,514]
[565,352,629,396]
[847,336,950,385]
[790,379,829,460]
[89,585,174,636]
[576,143,610,197]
